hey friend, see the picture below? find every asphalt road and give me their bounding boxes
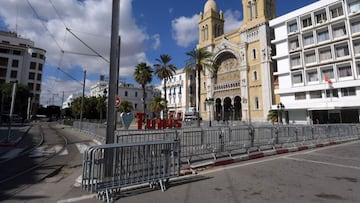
[110,140,360,203]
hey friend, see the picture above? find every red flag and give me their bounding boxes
[324,75,332,85]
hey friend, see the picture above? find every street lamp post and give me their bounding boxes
[205,98,214,127]
[277,102,285,124]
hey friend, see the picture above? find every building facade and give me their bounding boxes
[163,68,196,119]
[89,77,161,117]
[0,31,46,114]
[198,0,276,123]
[270,0,360,124]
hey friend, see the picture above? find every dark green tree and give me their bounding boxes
[185,47,213,126]
[267,110,278,123]
[154,54,176,115]
[149,96,167,118]
[0,83,30,118]
[118,100,133,113]
[134,62,153,115]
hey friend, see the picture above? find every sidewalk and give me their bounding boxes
[0,124,32,156]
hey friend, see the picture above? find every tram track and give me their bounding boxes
[0,123,69,201]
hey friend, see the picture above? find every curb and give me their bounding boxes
[181,138,360,173]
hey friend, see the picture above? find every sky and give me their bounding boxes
[0,0,318,106]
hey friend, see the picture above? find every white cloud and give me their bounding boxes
[151,34,161,50]
[171,14,199,47]
[0,0,152,105]
[171,9,243,47]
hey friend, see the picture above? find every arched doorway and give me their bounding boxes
[223,97,232,121]
[234,96,242,120]
[215,98,222,121]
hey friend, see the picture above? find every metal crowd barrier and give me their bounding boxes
[82,140,180,202]
[112,124,360,165]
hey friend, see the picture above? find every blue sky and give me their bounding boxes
[0,0,318,106]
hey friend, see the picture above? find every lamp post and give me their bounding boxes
[277,102,285,124]
[205,98,214,127]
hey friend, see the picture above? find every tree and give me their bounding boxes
[118,100,133,113]
[154,54,176,117]
[185,47,213,126]
[267,110,278,123]
[149,96,167,118]
[96,95,107,123]
[0,83,30,118]
[134,62,153,115]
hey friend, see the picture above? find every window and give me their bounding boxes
[28,72,35,80]
[357,62,360,75]
[302,16,312,28]
[254,97,259,109]
[349,1,360,13]
[39,54,45,60]
[319,47,332,62]
[31,53,37,58]
[0,68,6,77]
[295,92,306,100]
[11,60,19,68]
[351,20,360,33]
[30,62,36,69]
[10,70,17,78]
[135,92,138,97]
[315,10,327,24]
[305,51,316,64]
[37,73,42,81]
[326,89,338,98]
[289,38,300,50]
[0,48,10,54]
[36,84,41,91]
[292,72,303,84]
[341,87,356,96]
[332,24,347,39]
[290,54,301,68]
[288,22,298,33]
[0,57,8,67]
[252,49,257,59]
[307,70,318,82]
[38,63,43,71]
[337,65,352,77]
[28,83,34,91]
[310,91,322,99]
[125,91,128,97]
[335,43,350,58]
[331,5,344,18]
[13,50,21,55]
[134,103,138,109]
[317,29,330,42]
[178,86,182,94]
[321,68,334,79]
[303,33,314,46]
[253,71,258,80]
[354,40,360,55]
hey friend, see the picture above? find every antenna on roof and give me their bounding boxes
[15,2,18,34]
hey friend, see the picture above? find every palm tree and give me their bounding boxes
[154,54,176,118]
[134,62,153,115]
[149,96,167,118]
[118,100,133,113]
[185,47,213,125]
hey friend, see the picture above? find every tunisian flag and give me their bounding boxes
[324,75,332,85]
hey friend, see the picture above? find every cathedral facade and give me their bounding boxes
[197,0,277,123]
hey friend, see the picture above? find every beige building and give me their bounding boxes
[197,0,277,123]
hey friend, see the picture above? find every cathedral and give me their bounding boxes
[197,0,277,123]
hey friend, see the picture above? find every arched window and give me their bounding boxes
[125,91,128,97]
[202,26,206,41]
[252,0,258,19]
[205,25,209,40]
[253,71,258,81]
[255,97,260,109]
[248,1,252,21]
[252,48,257,59]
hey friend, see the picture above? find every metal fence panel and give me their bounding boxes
[82,140,180,202]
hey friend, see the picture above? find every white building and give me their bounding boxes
[270,0,360,124]
[0,31,46,113]
[162,68,196,119]
[89,78,161,117]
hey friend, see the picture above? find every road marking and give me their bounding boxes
[282,156,360,170]
[75,143,94,154]
[307,152,360,161]
[57,194,97,203]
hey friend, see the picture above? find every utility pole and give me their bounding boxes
[7,83,16,142]
[80,70,86,129]
[106,0,120,144]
